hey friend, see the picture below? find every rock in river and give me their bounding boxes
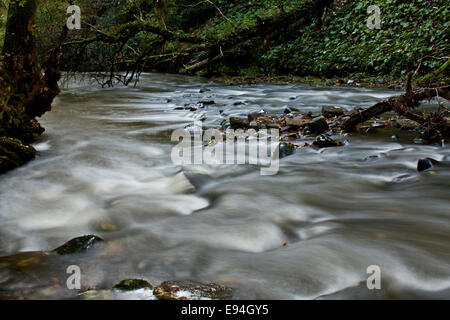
[312,135,343,148]
[417,158,439,172]
[229,117,249,129]
[305,116,329,134]
[0,137,37,174]
[113,279,153,291]
[322,106,347,118]
[153,280,233,300]
[53,235,104,255]
[285,117,307,127]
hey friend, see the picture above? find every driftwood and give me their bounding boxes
[341,83,450,143]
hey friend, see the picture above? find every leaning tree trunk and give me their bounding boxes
[1,0,42,141]
[0,0,67,174]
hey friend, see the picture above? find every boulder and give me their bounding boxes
[0,137,36,174]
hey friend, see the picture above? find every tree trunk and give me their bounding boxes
[0,0,67,174]
[1,0,41,140]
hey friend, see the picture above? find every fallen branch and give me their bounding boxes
[341,84,450,143]
[342,85,449,131]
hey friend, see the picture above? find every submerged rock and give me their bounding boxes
[0,137,37,174]
[153,280,233,300]
[113,279,153,291]
[53,235,104,255]
[93,220,117,232]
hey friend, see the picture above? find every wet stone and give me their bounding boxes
[417,158,440,172]
[322,106,347,118]
[312,136,342,148]
[229,117,249,129]
[0,137,37,175]
[305,116,329,134]
[247,112,261,122]
[417,158,433,172]
[285,117,307,127]
[199,100,215,105]
[279,142,296,159]
[113,279,153,291]
[249,120,258,128]
[284,107,299,114]
[53,235,104,255]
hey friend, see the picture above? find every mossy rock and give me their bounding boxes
[113,279,153,291]
[53,235,104,255]
[0,136,36,174]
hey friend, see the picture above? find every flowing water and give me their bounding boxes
[0,73,449,299]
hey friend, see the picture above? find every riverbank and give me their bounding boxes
[212,74,407,89]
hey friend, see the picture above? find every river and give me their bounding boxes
[0,73,449,299]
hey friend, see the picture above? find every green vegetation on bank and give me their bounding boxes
[262,0,449,78]
[1,1,449,81]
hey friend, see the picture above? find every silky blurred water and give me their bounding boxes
[0,73,449,299]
